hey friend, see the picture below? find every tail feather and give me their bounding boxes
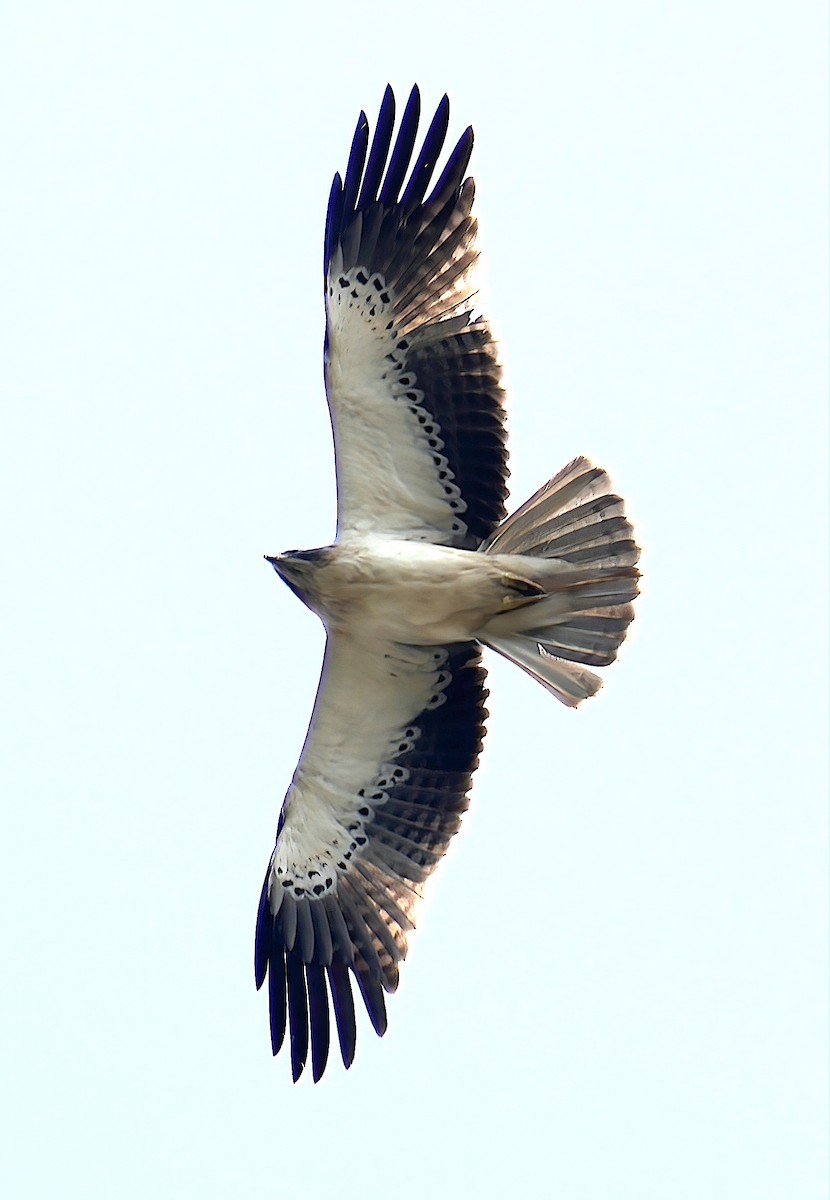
[549,528,638,568]
[500,492,624,555]
[485,634,604,707]
[478,456,640,706]
[527,607,636,667]
[481,458,617,555]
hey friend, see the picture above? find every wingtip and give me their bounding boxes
[378,86,395,126]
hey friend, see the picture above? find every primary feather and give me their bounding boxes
[256,87,641,1081]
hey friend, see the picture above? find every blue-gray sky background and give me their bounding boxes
[2,3,827,1197]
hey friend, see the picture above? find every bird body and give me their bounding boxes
[271,526,636,651]
[255,86,641,1081]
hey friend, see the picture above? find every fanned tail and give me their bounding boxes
[479,457,640,707]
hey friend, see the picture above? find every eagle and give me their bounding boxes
[255,85,640,1081]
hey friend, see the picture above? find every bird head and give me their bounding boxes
[264,548,330,607]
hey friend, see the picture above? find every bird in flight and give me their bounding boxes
[256,85,640,1081]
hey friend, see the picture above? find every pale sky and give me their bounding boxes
[2,3,827,1198]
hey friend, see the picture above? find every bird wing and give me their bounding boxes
[255,633,487,1081]
[324,85,509,548]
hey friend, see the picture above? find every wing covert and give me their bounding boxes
[324,85,509,547]
[255,632,488,1081]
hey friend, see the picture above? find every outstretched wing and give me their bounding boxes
[324,85,509,549]
[255,635,487,1081]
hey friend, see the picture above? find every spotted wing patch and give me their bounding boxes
[326,267,469,543]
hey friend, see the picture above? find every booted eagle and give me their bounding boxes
[255,86,640,1081]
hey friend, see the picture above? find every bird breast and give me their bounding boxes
[305,536,506,645]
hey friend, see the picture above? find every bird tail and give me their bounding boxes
[478,457,640,707]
